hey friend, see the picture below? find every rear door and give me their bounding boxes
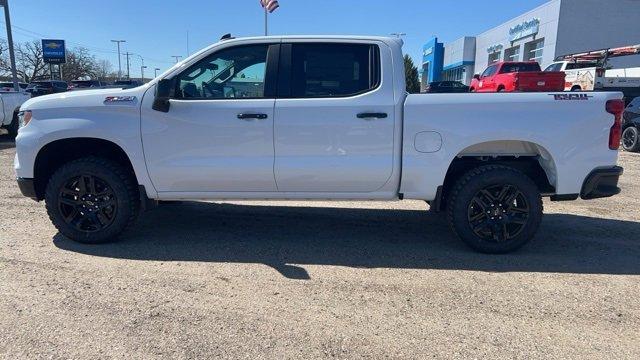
[273,41,395,192]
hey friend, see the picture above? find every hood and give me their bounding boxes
[20,86,149,111]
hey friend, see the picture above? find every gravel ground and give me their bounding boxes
[1,134,639,359]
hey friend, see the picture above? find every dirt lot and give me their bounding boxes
[1,134,639,359]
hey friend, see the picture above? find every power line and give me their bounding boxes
[0,22,174,64]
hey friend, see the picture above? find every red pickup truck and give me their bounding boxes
[470,62,565,93]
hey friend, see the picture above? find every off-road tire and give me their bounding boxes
[45,156,139,244]
[447,165,543,254]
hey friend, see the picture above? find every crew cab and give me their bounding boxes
[470,61,565,93]
[0,90,30,138]
[14,36,625,254]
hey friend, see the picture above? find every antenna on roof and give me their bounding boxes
[220,33,234,41]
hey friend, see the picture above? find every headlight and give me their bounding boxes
[18,110,32,128]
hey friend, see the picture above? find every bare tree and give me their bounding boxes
[61,47,100,81]
[95,59,113,80]
[0,39,48,82]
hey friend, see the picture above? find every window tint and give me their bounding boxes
[176,44,268,99]
[500,63,541,73]
[481,65,498,78]
[289,43,379,98]
[566,62,597,70]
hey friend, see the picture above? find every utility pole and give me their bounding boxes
[171,55,182,63]
[154,68,160,78]
[0,0,20,91]
[123,52,132,79]
[111,40,126,80]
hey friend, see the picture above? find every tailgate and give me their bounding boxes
[517,72,566,91]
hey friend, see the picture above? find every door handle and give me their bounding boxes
[237,113,268,120]
[357,112,388,119]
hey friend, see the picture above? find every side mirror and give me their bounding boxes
[152,78,174,113]
[473,74,481,80]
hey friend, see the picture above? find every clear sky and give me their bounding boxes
[5,0,549,78]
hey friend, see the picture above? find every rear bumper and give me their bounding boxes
[16,177,38,201]
[581,166,623,200]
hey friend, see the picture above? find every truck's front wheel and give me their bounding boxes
[45,157,139,244]
[447,165,543,254]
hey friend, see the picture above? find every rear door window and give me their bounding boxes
[285,43,380,98]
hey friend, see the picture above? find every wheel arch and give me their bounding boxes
[434,140,558,211]
[33,137,138,200]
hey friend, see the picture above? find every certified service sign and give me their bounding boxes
[42,39,66,64]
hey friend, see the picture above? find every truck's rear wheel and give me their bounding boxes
[45,157,139,244]
[622,126,640,152]
[447,165,543,254]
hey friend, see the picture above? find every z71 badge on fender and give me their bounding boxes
[551,93,593,101]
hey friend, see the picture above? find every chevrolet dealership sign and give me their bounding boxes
[42,39,66,64]
[509,18,540,42]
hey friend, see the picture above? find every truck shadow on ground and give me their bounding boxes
[54,201,640,279]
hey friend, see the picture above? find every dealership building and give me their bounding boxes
[421,0,640,89]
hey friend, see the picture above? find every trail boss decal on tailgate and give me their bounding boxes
[550,93,593,101]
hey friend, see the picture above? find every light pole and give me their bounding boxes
[111,40,126,80]
[391,33,406,38]
[154,68,160,78]
[134,54,144,80]
[171,55,182,63]
[0,0,20,91]
[140,65,147,83]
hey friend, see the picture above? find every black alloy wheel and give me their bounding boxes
[58,174,118,232]
[467,184,529,242]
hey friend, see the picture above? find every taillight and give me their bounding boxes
[606,99,624,150]
[596,68,605,77]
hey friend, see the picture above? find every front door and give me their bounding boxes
[273,42,396,193]
[141,43,279,193]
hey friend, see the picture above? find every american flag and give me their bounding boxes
[260,0,280,13]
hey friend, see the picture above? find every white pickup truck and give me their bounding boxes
[0,90,30,138]
[15,36,625,253]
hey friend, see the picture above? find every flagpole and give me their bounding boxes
[264,6,268,36]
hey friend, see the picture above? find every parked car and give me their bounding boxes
[15,35,625,254]
[425,81,469,93]
[68,80,106,91]
[470,62,565,93]
[0,82,29,92]
[622,97,640,152]
[112,79,142,89]
[26,80,68,97]
[0,90,31,138]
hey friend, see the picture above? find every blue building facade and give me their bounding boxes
[420,37,444,92]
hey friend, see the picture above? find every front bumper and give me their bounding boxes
[16,177,38,201]
[581,166,623,200]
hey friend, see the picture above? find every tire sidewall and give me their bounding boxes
[622,126,639,152]
[449,168,543,254]
[45,159,135,243]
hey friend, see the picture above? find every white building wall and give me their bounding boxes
[473,0,562,73]
[555,0,640,68]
